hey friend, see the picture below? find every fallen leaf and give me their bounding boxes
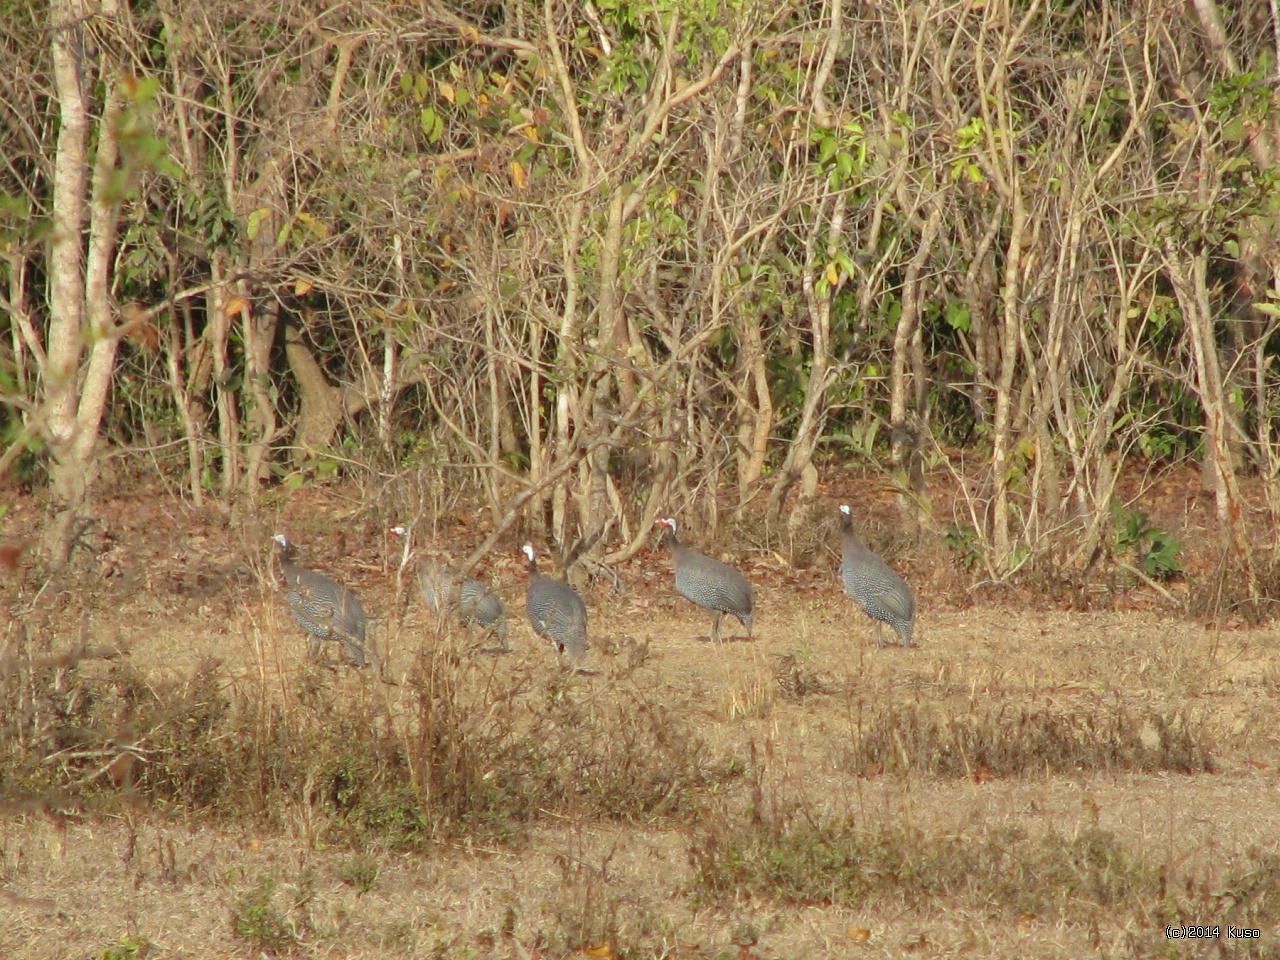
[846,925,871,942]
[510,160,528,190]
[583,944,615,959]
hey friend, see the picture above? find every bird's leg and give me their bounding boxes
[874,622,889,648]
[710,611,722,644]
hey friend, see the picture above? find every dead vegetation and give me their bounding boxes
[2,482,1280,958]
[843,700,1214,778]
[0,623,723,848]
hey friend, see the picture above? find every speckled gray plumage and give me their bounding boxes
[523,548,587,660]
[838,506,915,647]
[274,535,369,666]
[418,559,508,648]
[659,519,753,642]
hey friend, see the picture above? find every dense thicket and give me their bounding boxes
[2,0,1279,582]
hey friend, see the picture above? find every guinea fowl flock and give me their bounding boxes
[272,505,916,670]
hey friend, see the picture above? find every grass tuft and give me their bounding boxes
[844,699,1213,777]
[0,627,717,847]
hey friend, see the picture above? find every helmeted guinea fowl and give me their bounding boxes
[522,544,588,662]
[656,517,754,642]
[388,525,508,650]
[272,534,370,667]
[837,504,916,647]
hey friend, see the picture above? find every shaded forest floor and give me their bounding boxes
[2,463,1279,958]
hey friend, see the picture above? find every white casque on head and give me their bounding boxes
[839,504,851,516]
[272,533,288,548]
[522,544,535,561]
[657,517,677,532]
[389,525,407,537]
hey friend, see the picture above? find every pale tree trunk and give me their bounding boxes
[42,0,125,563]
[767,191,846,525]
[204,262,241,496]
[526,317,546,538]
[482,304,502,517]
[989,190,1027,569]
[734,310,772,511]
[576,186,628,550]
[1165,246,1259,596]
[718,208,785,518]
[543,0,591,551]
[889,204,943,530]
[550,201,584,548]
[1254,310,1280,533]
[283,322,344,454]
[163,303,204,506]
[238,289,279,489]
[382,234,406,454]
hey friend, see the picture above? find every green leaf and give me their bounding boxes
[835,152,855,181]
[945,301,972,333]
[155,155,185,180]
[1221,116,1247,141]
[1253,302,1280,319]
[420,106,443,143]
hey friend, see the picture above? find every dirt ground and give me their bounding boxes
[2,482,1279,958]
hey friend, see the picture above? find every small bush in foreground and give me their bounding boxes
[0,633,718,847]
[231,876,302,954]
[690,817,1280,937]
[845,700,1213,778]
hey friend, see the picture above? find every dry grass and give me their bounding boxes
[2,491,1280,958]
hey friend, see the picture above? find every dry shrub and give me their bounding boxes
[0,631,717,847]
[1190,556,1280,627]
[772,653,827,702]
[843,699,1213,778]
[690,815,1280,936]
[690,817,1157,916]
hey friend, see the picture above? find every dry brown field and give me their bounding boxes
[2,478,1279,959]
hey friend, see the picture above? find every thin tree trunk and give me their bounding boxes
[989,190,1027,569]
[551,201,584,546]
[240,290,279,490]
[734,309,772,513]
[206,258,241,494]
[1166,245,1258,596]
[768,192,846,523]
[527,316,546,537]
[890,204,943,528]
[164,305,204,505]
